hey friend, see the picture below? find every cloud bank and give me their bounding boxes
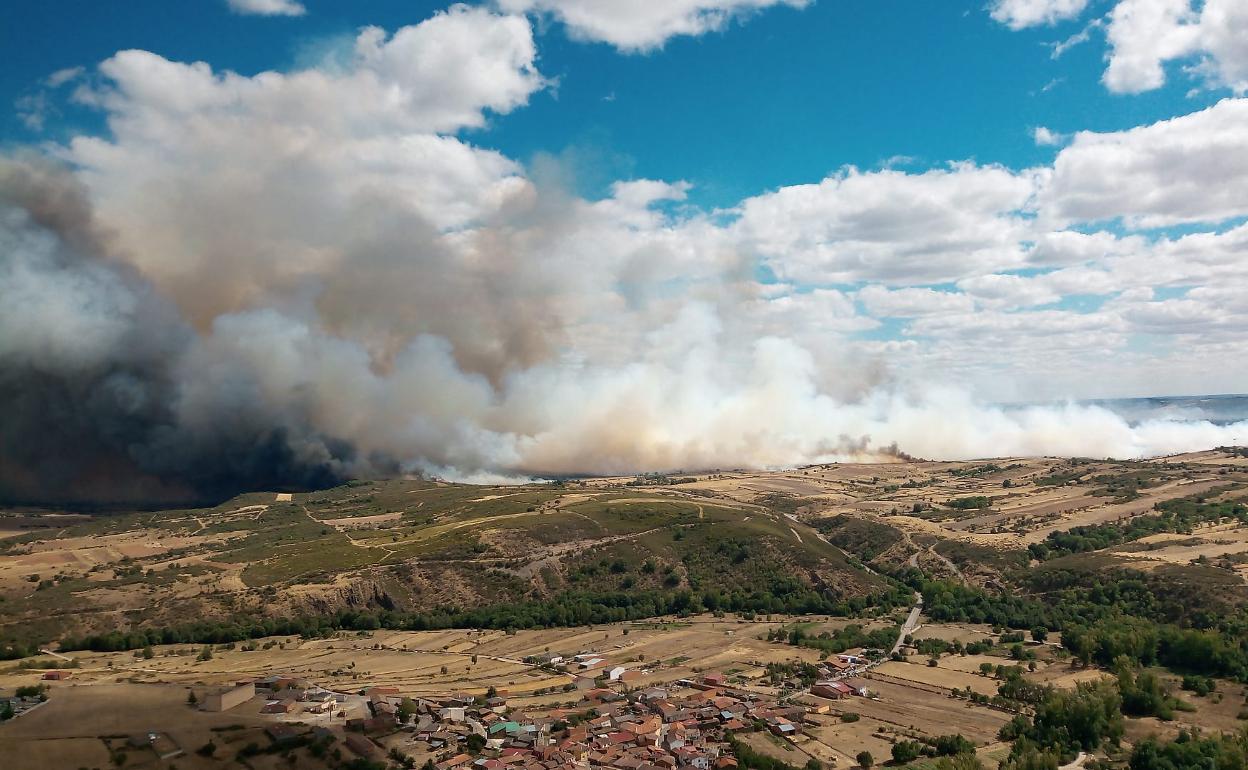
[3,8,1248,504]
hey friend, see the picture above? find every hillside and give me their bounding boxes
[0,480,894,656]
[4,449,1248,658]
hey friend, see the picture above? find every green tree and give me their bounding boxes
[933,735,976,757]
[1000,744,1059,770]
[1129,731,1248,770]
[1008,679,1123,760]
[857,751,874,769]
[892,741,924,763]
[1116,663,1176,720]
[936,756,985,770]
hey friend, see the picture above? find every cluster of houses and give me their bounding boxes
[221,647,880,767]
[340,671,848,770]
[529,653,646,685]
[253,676,343,716]
[196,675,346,716]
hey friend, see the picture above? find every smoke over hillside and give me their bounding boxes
[0,159,361,504]
[3,155,1244,506]
[3,8,1247,505]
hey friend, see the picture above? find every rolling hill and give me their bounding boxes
[0,479,898,656]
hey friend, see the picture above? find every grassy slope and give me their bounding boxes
[0,480,887,650]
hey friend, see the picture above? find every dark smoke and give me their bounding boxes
[877,442,924,463]
[811,434,923,462]
[0,158,360,507]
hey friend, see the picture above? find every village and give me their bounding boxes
[5,609,1244,770]
[180,649,879,769]
[8,452,1246,770]
[0,619,917,770]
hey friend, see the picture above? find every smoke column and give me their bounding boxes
[2,14,1246,505]
[2,156,1245,505]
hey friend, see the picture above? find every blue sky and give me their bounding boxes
[1,0,1225,207]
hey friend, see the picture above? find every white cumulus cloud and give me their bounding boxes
[1033,126,1066,146]
[496,0,808,52]
[1040,97,1248,227]
[989,0,1090,29]
[733,163,1041,285]
[996,0,1248,94]
[227,0,306,17]
[857,286,975,317]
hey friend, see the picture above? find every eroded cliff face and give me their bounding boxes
[272,562,532,619]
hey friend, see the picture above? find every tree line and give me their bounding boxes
[50,584,911,656]
[919,570,1248,683]
[1029,495,1247,560]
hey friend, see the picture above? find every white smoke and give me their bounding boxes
[2,9,1246,503]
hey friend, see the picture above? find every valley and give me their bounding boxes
[2,449,1248,770]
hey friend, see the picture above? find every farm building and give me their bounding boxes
[841,678,870,696]
[255,675,303,691]
[344,733,381,758]
[265,724,301,746]
[810,680,853,699]
[261,696,297,714]
[201,682,255,712]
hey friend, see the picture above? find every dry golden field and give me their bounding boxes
[3,451,1247,768]
[3,612,1244,769]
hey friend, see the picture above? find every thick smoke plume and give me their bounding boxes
[3,157,1245,505]
[2,11,1247,505]
[0,159,362,504]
